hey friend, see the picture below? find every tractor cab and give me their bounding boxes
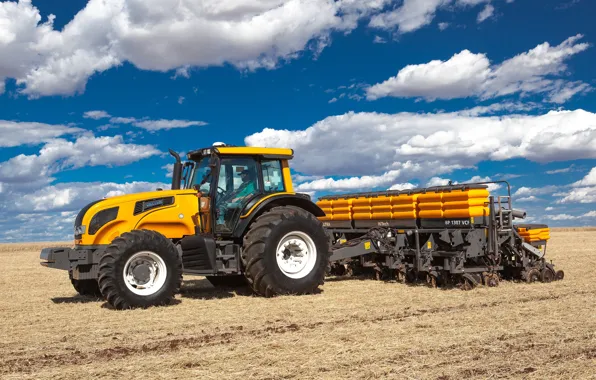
[173,144,296,235]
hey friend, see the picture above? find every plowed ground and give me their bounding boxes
[0,230,594,379]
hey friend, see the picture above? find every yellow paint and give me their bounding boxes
[216,146,293,157]
[240,192,295,219]
[427,241,432,249]
[78,189,199,245]
[364,241,371,250]
[471,217,475,224]
[281,160,294,192]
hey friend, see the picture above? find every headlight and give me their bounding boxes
[74,225,86,235]
[89,207,119,235]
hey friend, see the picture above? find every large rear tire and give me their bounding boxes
[242,206,330,297]
[98,229,182,310]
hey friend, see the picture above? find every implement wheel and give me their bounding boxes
[242,206,330,297]
[541,268,555,283]
[525,268,540,283]
[98,230,182,309]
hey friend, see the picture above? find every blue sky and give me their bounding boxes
[0,0,595,242]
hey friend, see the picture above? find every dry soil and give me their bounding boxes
[0,229,595,379]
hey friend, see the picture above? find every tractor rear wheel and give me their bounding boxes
[242,206,330,297]
[70,274,102,297]
[98,229,182,310]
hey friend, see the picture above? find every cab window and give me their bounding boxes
[215,157,261,232]
[261,159,285,194]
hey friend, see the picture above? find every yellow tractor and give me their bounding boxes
[40,144,330,309]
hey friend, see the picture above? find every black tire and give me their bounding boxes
[98,229,182,310]
[70,275,102,297]
[242,206,330,297]
[541,268,555,283]
[205,275,248,288]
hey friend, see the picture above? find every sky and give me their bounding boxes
[0,0,595,242]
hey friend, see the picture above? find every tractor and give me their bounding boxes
[40,144,330,309]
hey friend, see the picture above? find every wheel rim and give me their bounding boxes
[275,231,318,279]
[123,251,168,296]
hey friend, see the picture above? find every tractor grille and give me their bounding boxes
[133,197,175,215]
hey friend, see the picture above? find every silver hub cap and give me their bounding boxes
[275,231,318,279]
[123,251,167,296]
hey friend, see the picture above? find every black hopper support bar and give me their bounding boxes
[169,149,183,190]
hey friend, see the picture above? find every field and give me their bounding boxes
[1,230,595,379]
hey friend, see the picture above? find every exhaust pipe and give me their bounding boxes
[169,149,182,190]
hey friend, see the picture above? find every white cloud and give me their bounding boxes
[0,120,82,148]
[83,110,111,119]
[477,3,494,23]
[293,160,461,192]
[163,163,174,178]
[388,182,416,191]
[517,196,541,202]
[0,135,160,184]
[545,206,554,211]
[0,180,170,242]
[457,101,540,116]
[513,185,560,197]
[555,167,596,204]
[14,181,170,212]
[246,109,596,178]
[109,116,207,131]
[178,96,185,105]
[369,0,448,33]
[366,35,591,103]
[373,35,387,44]
[438,22,449,30]
[584,211,596,217]
[546,166,572,174]
[368,0,498,33]
[425,175,501,191]
[548,214,577,220]
[328,97,338,103]
[572,167,596,187]
[556,187,596,204]
[426,177,451,186]
[0,0,389,97]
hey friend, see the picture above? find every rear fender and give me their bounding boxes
[232,193,325,238]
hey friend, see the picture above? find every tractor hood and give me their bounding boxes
[74,189,199,246]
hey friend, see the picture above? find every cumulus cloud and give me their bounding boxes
[571,167,596,187]
[0,181,169,242]
[0,120,82,148]
[13,181,169,212]
[555,167,596,204]
[0,135,160,184]
[83,110,111,120]
[513,185,561,197]
[0,0,390,97]
[366,35,591,103]
[246,109,596,179]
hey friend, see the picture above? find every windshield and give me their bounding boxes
[189,156,213,193]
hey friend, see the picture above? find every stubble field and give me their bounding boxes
[0,229,595,379]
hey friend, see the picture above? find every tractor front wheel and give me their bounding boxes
[242,206,330,297]
[70,274,102,298]
[98,230,182,310]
